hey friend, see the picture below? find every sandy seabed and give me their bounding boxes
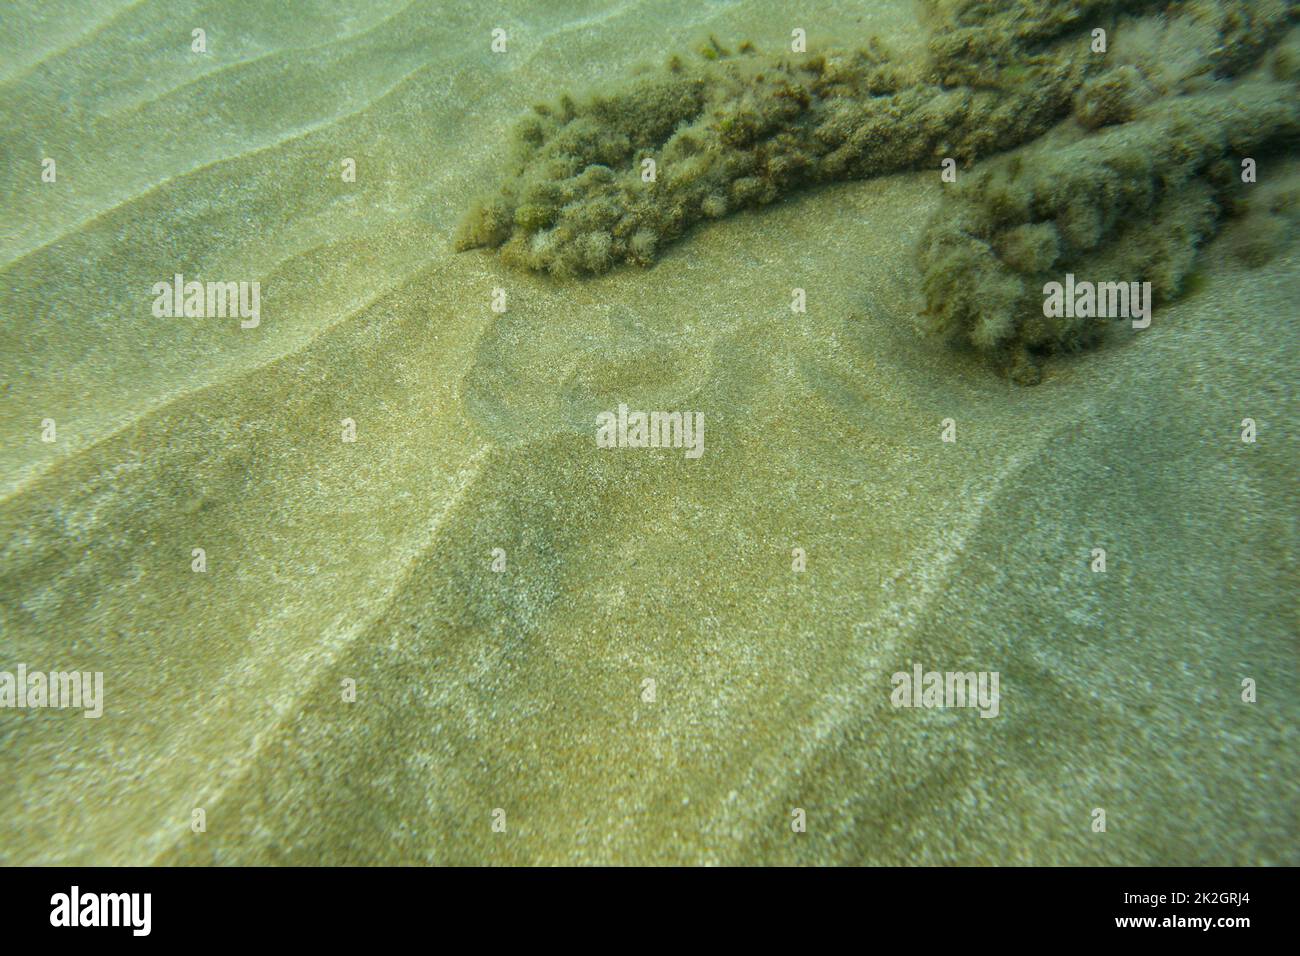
[0,0,1296,865]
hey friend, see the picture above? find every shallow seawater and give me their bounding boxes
[0,0,1296,866]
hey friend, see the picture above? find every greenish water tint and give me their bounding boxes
[0,0,1296,866]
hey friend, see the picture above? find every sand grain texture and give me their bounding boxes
[1,0,1296,865]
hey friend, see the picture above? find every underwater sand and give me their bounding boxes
[0,0,1296,864]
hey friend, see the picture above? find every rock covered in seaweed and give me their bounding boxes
[917,22,1300,382]
[454,9,1112,276]
[455,0,1299,383]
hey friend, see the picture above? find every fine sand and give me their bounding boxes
[1,0,1296,864]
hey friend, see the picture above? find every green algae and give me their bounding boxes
[454,0,1123,276]
[918,17,1300,382]
[1223,164,1300,266]
[456,0,1299,380]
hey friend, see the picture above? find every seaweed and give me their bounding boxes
[455,0,1300,381]
[916,48,1300,381]
[455,3,1120,276]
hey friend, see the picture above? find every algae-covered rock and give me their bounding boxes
[455,4,1118,276]
[1222,165,1300,266]
[459,0,1297,281]
[1073,65,1154,128]
[921,0,1160,83]
[917,54,1300,380]
[456,0,1298,382]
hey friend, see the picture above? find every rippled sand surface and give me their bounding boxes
[1,0,1296,865]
